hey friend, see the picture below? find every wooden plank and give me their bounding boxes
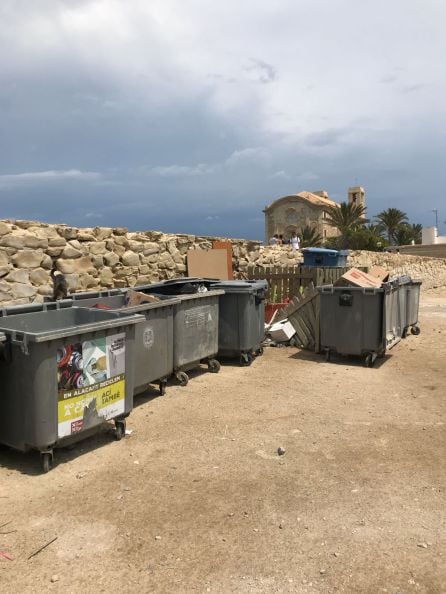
[213,241,233,279]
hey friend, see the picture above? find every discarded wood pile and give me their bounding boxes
[276,283,320,352]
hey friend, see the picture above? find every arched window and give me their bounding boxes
[285,208,297,224]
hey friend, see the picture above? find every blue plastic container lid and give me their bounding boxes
[302,248,349,256]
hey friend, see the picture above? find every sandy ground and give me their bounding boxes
[0,290,445,593]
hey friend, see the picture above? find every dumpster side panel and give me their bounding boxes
[133,304,174,393]
[173,295,219,369]
[319,289,384,355]
[0,344,58,451]
[406,281,422,327]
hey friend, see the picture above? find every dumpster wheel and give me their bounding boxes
[115,419,126,440]
[411,325,421,335]
[41,452,53,473]
[208,358,221,373]
[256,347,264,356]
[240,353,253,366]
[365,353,377,368]
[176,371,189,386]
[159,379,167,396]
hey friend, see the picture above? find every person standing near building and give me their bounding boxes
[290,231,300,251]
[269,233,279,246]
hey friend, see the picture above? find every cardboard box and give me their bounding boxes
[125,290,160,307]
[335,267,383,289]
[269,320,296,342]
[368,265,389,283]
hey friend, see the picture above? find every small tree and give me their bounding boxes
[375,208,408,244]
[299,225,323,248]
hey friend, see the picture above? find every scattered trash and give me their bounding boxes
[27,536,58,560]
[155,535,162,541]
[125,429,133,436]
[50,575,59,583]
[277,447,286,456]
[268,320,296,343]
[417,542,428,549]
[0,550,13,561]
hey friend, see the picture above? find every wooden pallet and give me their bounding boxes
[276,283,320,352]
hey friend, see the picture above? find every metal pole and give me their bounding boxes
[432,209,438,229]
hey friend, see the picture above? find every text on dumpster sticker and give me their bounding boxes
[185,307,212,329]
[56,332,126,438]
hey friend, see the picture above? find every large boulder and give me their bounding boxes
[121,251,140,266]
[11,249,44,269]
[56,256,95,274]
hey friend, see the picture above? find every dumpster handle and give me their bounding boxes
[10,331,29,355]
[320,286,335,294]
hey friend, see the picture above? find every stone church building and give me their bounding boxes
[263,186,365,243]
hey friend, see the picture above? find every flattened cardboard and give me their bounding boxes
[368,265,389,283]
[335,267,383,289]
[212,240,233,279]
[125,290,160,307]
[187,248,229,280]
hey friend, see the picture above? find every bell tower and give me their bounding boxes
[348,186,365,208]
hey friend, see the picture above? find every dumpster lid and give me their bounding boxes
[302,247,348,256]
[206,279,268,294]
[0,307,145,343]
[174,289,225,302]
[120,296,181,313]
[1,299,73,317]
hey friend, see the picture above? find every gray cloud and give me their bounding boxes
[0,0,445,238]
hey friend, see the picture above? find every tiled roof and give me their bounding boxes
[264,192,340,211]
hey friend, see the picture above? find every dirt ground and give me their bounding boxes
[0,290,445,594]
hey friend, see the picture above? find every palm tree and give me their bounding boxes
[325,202,367,248]
[393,223,423,246]
[409,223,422,244]
[375,208,408,244]
[299,225,323,248]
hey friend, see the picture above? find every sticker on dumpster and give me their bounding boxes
[56,332,126,438]
[185,307,212,329]
[143,326,154,349]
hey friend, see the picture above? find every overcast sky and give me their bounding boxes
[0,0,445,239]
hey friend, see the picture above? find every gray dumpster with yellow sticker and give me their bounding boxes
[0,307,144,472]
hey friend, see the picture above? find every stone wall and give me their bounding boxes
[0,220,445,306]
[0,220,261,306]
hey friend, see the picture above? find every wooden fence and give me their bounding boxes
[245,265,366,303]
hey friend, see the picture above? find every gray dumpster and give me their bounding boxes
[318,280,401,367]
[53,292,179,396]
[136,278,267,365]
[205,280,267,365]
[133,284,223,385]
[0,307,144,471]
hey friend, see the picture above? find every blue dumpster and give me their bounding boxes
[302,248,348,267]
